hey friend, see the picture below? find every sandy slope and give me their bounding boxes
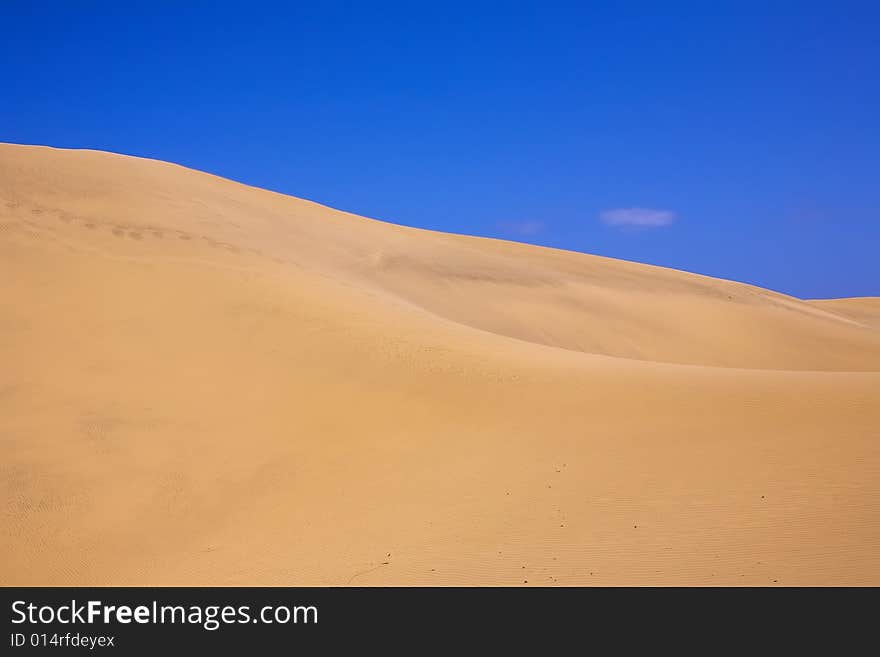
[809,297,880,330]
[2,143,878,586]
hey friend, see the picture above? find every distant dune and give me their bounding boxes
[809,297,880,330]
[2,143,878,585]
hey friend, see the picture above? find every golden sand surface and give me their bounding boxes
[2,143,878,585]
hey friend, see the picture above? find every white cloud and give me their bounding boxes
[498,219,545,236]
[599,207,677,228]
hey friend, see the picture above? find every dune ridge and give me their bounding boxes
[2,143,878,585]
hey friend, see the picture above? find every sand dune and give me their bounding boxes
[809,297,880,330]
[2,143,879,585]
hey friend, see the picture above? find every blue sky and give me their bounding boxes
[2,1,877,298]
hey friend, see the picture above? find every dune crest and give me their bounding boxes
[2,143,879,586]
[809,297,880,330]
[3,143,878,371]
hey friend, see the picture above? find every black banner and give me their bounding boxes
[1,587,872,652]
